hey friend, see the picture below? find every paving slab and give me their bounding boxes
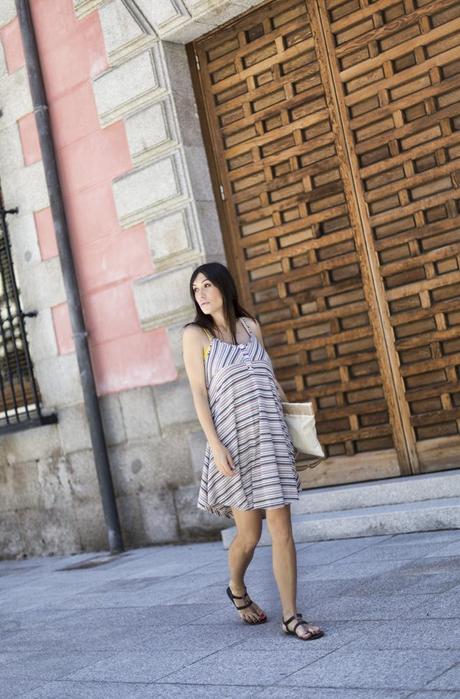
[345,617,460,650]
[0,679,45,699]
[21,680,146,698]
[156,647,330,686]
[0,651,117,681]
[259,689,411,699]
[426,661,460,690]
[283,649,460,691]
[66,649,213,683]
[0,530,459,696]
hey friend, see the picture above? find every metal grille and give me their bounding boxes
[0,192,55,432]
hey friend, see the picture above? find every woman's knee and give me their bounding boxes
[232,509,262,552]
[235,528,261,553]
[266,507,294,544]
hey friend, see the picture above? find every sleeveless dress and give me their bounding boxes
[198,318,301,518]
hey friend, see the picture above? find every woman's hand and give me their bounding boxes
[211,441,236,477]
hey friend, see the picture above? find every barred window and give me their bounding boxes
[0,191,56,432]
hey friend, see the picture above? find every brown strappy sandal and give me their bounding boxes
[226,586,267,624]
[282,613,324,640]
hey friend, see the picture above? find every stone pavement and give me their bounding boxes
[1,529,460,698]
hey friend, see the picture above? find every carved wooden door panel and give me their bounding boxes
[316,0,460,473]
[189,0,460,486]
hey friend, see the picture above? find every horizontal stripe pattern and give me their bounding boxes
[198,322,300,518]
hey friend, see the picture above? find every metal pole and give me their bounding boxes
[15,0,124,554]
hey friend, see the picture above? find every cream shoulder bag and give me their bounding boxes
[282,401,325,470]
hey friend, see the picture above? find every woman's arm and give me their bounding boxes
[249,317,288,402]
[182,325,235,476]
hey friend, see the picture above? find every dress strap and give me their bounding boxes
[240,317,252,338]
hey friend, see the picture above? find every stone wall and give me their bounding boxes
[0,0,262,558]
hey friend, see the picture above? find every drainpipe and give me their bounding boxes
[15,0,124,554]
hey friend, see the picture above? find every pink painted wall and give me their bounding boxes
[1,1,177,394]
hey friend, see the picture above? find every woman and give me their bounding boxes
[182,262,323,641]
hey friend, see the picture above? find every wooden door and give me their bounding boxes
[189,0,460,486]
[316,0,460,473]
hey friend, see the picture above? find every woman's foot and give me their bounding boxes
[226,583,267,624]
[282,614,324,640]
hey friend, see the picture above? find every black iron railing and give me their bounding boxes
[0,194,56,433]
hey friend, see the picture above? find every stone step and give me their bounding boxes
[220,496,460,548]
[291,470,460,516]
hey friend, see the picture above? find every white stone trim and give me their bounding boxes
[93,44,168,126]
[145,205,198,271]
[113,150,191,227]
[126,98,179,167]
[0,0,16,27]
[133,263,200,330]
[73,0,110,19]
[99,0,157,67]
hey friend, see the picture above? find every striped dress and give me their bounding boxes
[198,318,301,518]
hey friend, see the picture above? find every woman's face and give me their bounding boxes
[192,273,223,316]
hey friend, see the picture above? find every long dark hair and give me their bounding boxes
[188,262,254,342]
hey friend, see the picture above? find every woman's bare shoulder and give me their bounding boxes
[242,316,260,332]
[183,323,207,346]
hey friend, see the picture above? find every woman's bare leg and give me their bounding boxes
[266,505,322,638]
[228,508,265,622]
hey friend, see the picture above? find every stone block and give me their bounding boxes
[93,50,162,124]
[139,488,180,544]
[135,0,181,27]
[183,145,215,203]
[37,455,74,510]
[145,207,197,270]
[108,440,157,496]
[0,69,33,126]
[99,0,145,59]
[0,122,24,172]
[162,42,192,99]
[109,430,193,495]
[156,19,210,44]
[73,499,107,552]
[194,201,226,258]
[57,404,92,453]
[3,460,39,510]
[16,507,80,557]
[174,483,232,539]
[73,0,107,20]
[0,0,16,27]
[113,153,187,228]
[166,321,188,372]
[34,353,84,408]
[187,429,206,479]
[116,493,145,547]
[8,211,41,271]
[2,423,61,463]
[1,160,49,214]
[67,449,99,503]
[99,393,126,446]
[0,511,23,559]
[133,264,197,329]
[17,257,66,313]
[23,308,58,362]
[119,386,160,441]
[125,100,177,165]
[153,376,196,429]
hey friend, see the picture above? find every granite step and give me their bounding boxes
[291,470,460,516]
[221,493,460,548]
